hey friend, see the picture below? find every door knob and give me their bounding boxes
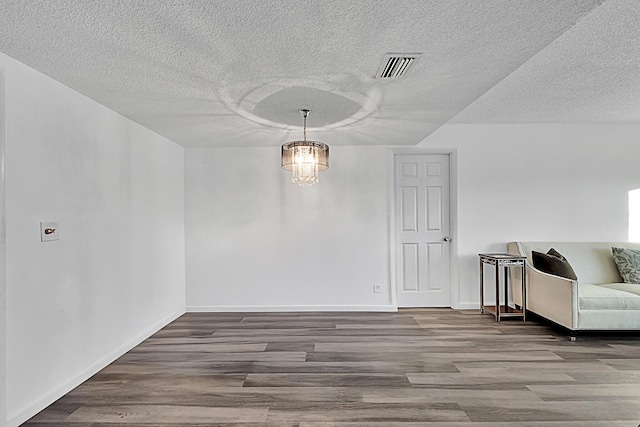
[443,237,451,242]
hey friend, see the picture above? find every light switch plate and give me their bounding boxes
[40,222,60,242]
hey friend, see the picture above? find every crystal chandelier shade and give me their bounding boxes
[281,109,329,187]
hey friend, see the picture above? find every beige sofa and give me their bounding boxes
[507,242,640,336]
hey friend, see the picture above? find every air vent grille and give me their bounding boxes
[376,53,422,79]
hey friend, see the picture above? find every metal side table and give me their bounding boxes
[479,253,526,321]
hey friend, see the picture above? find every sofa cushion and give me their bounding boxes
[612,247,640,284]
[532,248,578,280]
[599,283,640,296]
[515,242,640,285]
[579,284,640,310]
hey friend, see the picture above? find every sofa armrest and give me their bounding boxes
[508,242,579,329]
[526,265,578,329]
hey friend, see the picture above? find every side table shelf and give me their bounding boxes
[479,253,526,322]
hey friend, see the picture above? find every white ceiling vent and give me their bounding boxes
[375,53,422,79]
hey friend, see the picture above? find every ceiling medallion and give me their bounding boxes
[281,109,329,187]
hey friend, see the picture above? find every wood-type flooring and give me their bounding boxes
[23,309,640,426]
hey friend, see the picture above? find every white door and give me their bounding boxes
[395,154,451,307]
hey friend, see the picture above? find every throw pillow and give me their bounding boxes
[612,247,640,284]
[532,248,578,280]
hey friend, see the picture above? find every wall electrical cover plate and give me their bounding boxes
[40,222,60,242]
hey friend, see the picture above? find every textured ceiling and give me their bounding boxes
[0,0,622,147]
[453,0,640,123]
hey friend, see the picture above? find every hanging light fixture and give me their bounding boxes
[281,109,329,187]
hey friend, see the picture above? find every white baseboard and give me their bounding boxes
[186,305,398,313]
[456,302,482,310]
[8,309,185,427]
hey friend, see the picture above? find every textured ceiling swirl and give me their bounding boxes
[2,0,633,147]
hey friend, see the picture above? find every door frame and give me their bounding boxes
[388,148,459,309]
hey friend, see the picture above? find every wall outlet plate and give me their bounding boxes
[40,222,60,242]
[373,284,382,293]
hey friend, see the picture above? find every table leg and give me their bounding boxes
[479,259,484,313]
[522,264,527,321]
[495,264,500,322]
[504,266,509,313]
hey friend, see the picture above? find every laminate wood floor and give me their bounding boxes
[23,309,640,426]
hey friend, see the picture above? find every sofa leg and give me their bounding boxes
[569,332,578,342]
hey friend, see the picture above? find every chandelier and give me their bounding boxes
[281,109,329,186]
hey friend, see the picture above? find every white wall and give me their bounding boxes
[186,123,640,312]
[2,52,186,426]
[422,123,640,307]
[0,69,7,427]
[186,146,394,311]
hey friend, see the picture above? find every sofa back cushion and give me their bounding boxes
[515,242,640,285]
